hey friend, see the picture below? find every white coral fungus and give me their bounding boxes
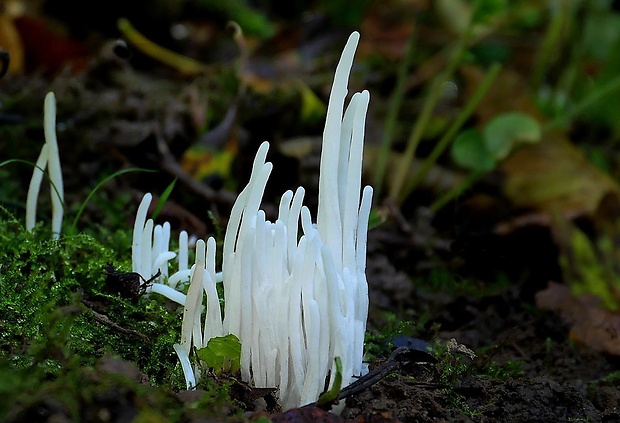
[26,92,64,239]
[132,31,372,410]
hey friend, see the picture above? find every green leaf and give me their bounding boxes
[483,112,541,160]
[298,82,326,125]
[196,334,241,375]
[368,208,384,230]
[451,129,496,172]
[152,178,177,221]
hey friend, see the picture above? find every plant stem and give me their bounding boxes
[373,27,417,201]
[429,170,483,213]
[543,72,620,132]
[389,2,478,202]
[532,1,572,91]
[118,18,206,76]
[404,62,501,198]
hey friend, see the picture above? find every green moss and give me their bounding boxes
[0,206,243,419]
[481,360,524,380]
[363,312,417,361]
[0,207,180,382]
[416,267,511,298]
[0,353,236,422]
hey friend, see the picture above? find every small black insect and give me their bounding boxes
[103,263,160,302]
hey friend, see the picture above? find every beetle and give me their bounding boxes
[103,263,161,302]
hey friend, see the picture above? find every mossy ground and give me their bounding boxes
[0,209,241,421]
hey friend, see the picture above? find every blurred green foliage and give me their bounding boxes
[193,0,275,38]
[451,112,541,172]
[558,220,620,311]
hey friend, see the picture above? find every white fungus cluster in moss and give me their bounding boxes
[21,30,372,413]
[132,32,372,410]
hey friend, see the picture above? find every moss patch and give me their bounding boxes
[0,207,240,420]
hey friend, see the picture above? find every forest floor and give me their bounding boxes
[3,7,620,422]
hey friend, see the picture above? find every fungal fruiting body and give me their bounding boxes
[26,92,64,239]
[132,31,372,410]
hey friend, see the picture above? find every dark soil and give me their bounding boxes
[332,225,619,423]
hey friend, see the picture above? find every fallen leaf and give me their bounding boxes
[0,13,24,74]
[536,282,620,355]
[13,14,90,74]
[500,135,620,215]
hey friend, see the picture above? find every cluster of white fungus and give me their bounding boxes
[130,193,216,306]
[131,32,372,410]
[26,92,64,239]
[20,30,373,413]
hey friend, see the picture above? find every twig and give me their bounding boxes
[153,125,237,208]
[82,300,150,344]
[154,124,278,219]
[306,346,438,409]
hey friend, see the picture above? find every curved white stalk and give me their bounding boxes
[150,283,186,305]
[132,194,152,273]
[44,92,64,239]
[181,262,204,353]
[178,231,189,273]
[26,144,49,232]
[173,343,196,389]
[25,91,65,238]
[318,32,360,269]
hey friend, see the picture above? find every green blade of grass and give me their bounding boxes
[70,168,156,232]
[151,178,177,221]
[316,356,343,407]
[544,72,620,132]
[404,62,501,197]
[389,0,480,202]
[373,26,418,201]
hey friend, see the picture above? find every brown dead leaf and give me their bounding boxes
[536,282,620,355]
[13,14,90,74]
[461,65,546,123]
[0,13,24,74]
[500,135,620,216]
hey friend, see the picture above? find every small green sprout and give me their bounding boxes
[196,334,242,376]
[316,357,343,407]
